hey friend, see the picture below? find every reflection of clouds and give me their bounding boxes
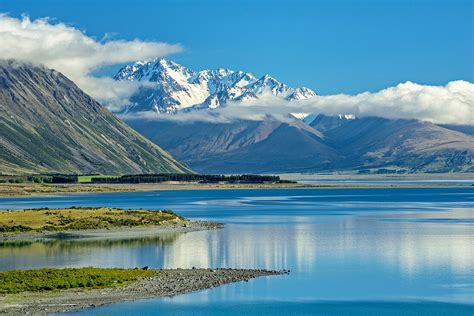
[160,221,318,272]
[345,212,474,278]
[388,224,474,276]
[370,205,474,277]
[157,205,473,279]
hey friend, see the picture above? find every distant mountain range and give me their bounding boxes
[0,61,190,175]
[114,58,316,114]
[1,59,472,175]
[115,58,473,174]
[127,115,474,174]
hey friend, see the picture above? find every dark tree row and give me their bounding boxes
[90,174,281,184]
[50,175,78,183]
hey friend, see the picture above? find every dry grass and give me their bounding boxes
[0,207,184,233]
[0,183,134,196]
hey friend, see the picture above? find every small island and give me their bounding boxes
[0,207,222,242]
[0,267,286,314]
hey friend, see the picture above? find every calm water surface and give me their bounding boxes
[0,187,473,315]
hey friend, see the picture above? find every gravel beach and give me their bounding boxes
[0,268,287,315]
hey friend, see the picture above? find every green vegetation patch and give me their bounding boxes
[0,267,157,294]
[0,207,185,233]
[78,175,118,183]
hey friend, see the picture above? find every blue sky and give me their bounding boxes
[1,0,472,94]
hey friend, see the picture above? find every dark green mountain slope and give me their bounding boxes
[0,61,191,175]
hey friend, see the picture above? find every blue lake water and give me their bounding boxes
[298,179,474,185]
[1,187,473,315]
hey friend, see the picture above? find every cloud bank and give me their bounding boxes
[123,80,474,125]
[0,14,472,125]
[0,14,181,106]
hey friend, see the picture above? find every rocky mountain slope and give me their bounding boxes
[126,117,340,173]
[114,58,316,114]
[312,115,474,173]
[111,58,473,174]
[0,61,191,175]
[127,114,474,174]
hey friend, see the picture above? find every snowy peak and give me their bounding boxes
[287,87,317,101]
[246,75,291,97]
[114,58,317,114]
[233,72,257,87]
[114,58,194,82]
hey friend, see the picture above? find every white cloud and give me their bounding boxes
[298,80,474,125]
[0,14,181,106]
[1,14,471,125]
[123,80,474,125]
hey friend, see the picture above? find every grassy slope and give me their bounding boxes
[0,207,184,233]
[0,61,191,175]
[77,175,118,183]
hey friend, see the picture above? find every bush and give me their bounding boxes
[0,225,33,233]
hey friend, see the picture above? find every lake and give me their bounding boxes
[1,187,473,315]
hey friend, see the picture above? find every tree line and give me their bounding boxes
[90,174,282,184]
[0,174,295,184]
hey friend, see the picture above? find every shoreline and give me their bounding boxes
[0,221,223,243]
[0,268,286,315]
[0,181,473,198]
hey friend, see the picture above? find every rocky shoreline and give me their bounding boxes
[0,221,223,243]
[0,268,288,315]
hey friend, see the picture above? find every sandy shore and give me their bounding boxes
[0,221,223,243]
[0,268,287,315]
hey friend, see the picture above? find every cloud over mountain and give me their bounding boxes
[296,80,474,125]
[123,80,474,125]
[1,14,472,125]
[0,14,181,106]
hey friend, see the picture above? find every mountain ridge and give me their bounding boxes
[114,58,316,114]
[0,60,191,175]
[126,114,474,174]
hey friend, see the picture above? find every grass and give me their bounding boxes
[0,207,185,233]
[77,175,118,183]
[0,267,157,294]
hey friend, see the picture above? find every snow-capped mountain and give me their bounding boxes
[114,58,317,114]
